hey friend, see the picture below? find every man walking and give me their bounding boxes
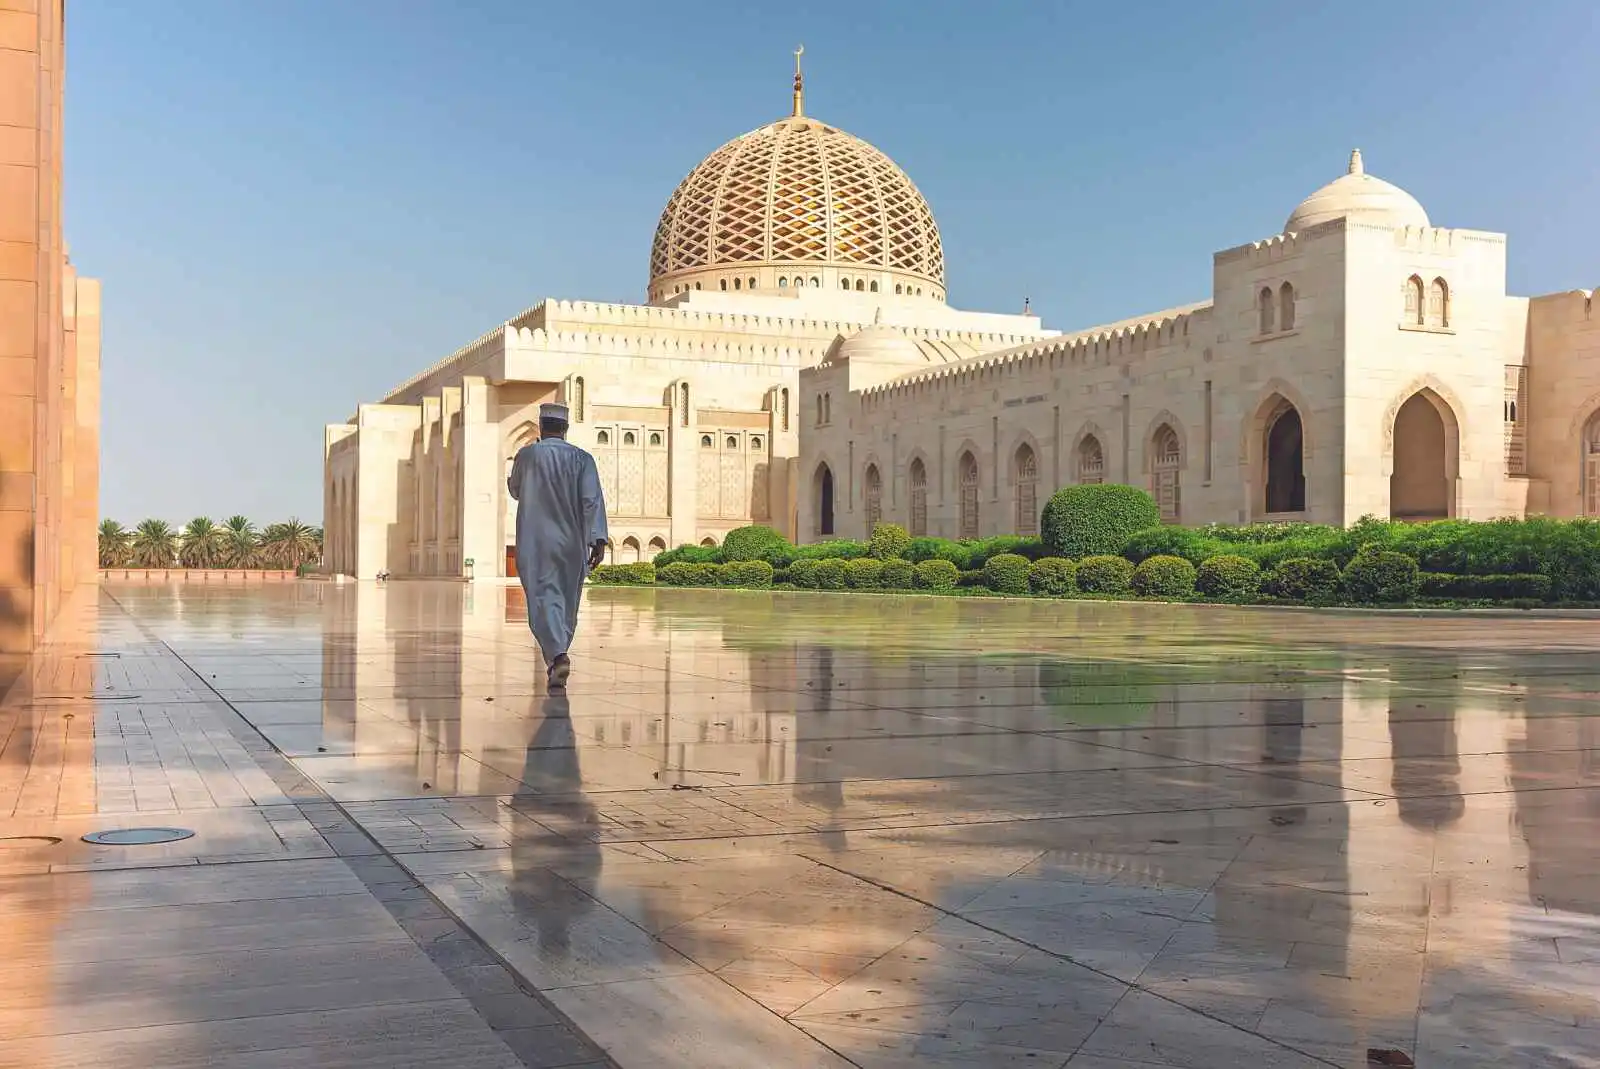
[507,403,608,689]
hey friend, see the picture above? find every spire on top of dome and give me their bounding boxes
[792,45,805,117]
[1349,148,1363,175]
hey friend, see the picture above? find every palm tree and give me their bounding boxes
[179,517,225,568]
[220,515,259,567]
[260,518,322,570]
[98,519,133,567]
[129,519,179,568]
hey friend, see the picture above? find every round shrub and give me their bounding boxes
[912,559,960,590]
[657,562,717,586]
[786,559,820,589]
[1028,557,1077,596]
[1195,555,1262,600]
[1264,557,1342,601]
[879,558,915,589]
[1041,484,1162,559]
[813,558,848,590]
[1132,555,1197,598]
[716,560,773,588]
[1122,526,1219,565]
[1076,555,1135,595]
[982,553,1031,595]
[654,543,720,566]
[845,558,885,589]
[1341,548,1420,604]
[721,525,789,563]
[868,523,911,561]
[590,562,656,585]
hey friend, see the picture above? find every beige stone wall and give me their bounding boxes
[0,0,100,652]
[1525,290,1600,516]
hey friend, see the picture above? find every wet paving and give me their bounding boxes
[4,582,1599,1067]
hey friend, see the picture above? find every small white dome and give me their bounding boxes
[1284,150,1429,233]
[835,312,924,364]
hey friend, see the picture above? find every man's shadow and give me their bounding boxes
[508,693,603,955]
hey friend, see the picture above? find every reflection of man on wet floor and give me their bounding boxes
[507,403,609,689]
[508,694,602,954]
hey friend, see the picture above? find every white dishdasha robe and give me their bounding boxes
[508,438,608,664]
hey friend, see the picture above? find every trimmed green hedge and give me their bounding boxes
[590,562,656,585]
[880,558,914,589]
[1042,485,1161,558]
[1264,558,1341,601]
[1077,555,1135,595]
[1028,557,1077,596]
[846,558,885,589]
[1341,548,1420,604]
[1417,572,1552,600]
[982,553,1032,595]
[913,559,960,590]
[1195,555,1262,600]
[717,560,773,588]
[1132,555,1197,598]
[658,561,718,586]
[722,525,789,562]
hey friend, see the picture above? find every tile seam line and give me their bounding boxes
[800,854,1349,1069]
[102,592,624,1069]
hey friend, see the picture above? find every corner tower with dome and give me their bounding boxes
[799,147,1600,541]
[325,68,1600,580]
[322,59,1051,579]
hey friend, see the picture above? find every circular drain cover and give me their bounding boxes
[82,827,194,846]
[0,835,63,848]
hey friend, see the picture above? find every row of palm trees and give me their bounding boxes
[99,517,323,570]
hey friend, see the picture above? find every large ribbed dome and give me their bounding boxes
[647,101,946,303]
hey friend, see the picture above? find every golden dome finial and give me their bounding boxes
[792,44,805,117]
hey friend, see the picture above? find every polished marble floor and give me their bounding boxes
[4,582,1598,1067]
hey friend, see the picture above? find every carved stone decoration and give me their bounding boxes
[645,453,669,517]
[697,453,719,519]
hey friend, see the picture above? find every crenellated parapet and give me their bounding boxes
[857,305,1213,409]
[1529,287,1599,323]
[383,325,508,403]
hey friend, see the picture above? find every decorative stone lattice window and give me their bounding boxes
[864,464,883,530]
[1428,278,1450,328]
[1078,436,1105,484]
[909,458,928,536]
[1504,366,1527,476]
[1258,287,1275,334]
[959,452,980,540]
[1279,283,1296,331]
[1404,276,1425,325]
[1152,426,1182,523]
[1013,444,1038,537]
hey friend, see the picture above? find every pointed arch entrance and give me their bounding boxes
[813,463,835,536]
[1265,404,1306,514]
[1390,389,1458,520]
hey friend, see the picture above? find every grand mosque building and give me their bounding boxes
[325,62,1600,580]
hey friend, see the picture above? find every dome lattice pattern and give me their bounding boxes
[649,117,944,291]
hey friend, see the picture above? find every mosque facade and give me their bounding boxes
[325,63,1600,580]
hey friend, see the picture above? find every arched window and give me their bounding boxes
[1077,436,1105,484]
[597,430,610,446]
[780,388,790,431]
[909,458,928,536]
[720,279,728,291]
[810,277,820,288]
[793,276,803,288]
[748,277,756,289]
[895,284,903,295]
[916,288,922,296]
[1279,283,1296,331]
[701,434,713,448]
[1584,412,1600,517]
[620,536,641,564]
[1404,275,1424,324]
[1152,425,1182,523]
[700,536,717,548]
[824,394,832,425]
[649,432,662,447]
[840,278,851,291]
[855,279,865,292]
[726,435,739,450]
[573,376,586,422]
[647,536,667,554]
[694,282,701,290]
[732,278,741,291]
[623,431,636,446]
[680,383,690,426]
[779,277,788,289]
[1259,287,1275,334]
[1428,278,1449,328]
[1013,443,1039,536]
[864,464,883,530]
[870,281,879,293]
[958,451,980,540]
[750,436,762,451]
[1265,404,1306,514]
[816,396,825,426]
[814,464,835,536]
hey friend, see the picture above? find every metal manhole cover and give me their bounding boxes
[82,827,195,846]
[0,835,63,848]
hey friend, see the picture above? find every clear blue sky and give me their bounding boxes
[69,0,1599,525]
